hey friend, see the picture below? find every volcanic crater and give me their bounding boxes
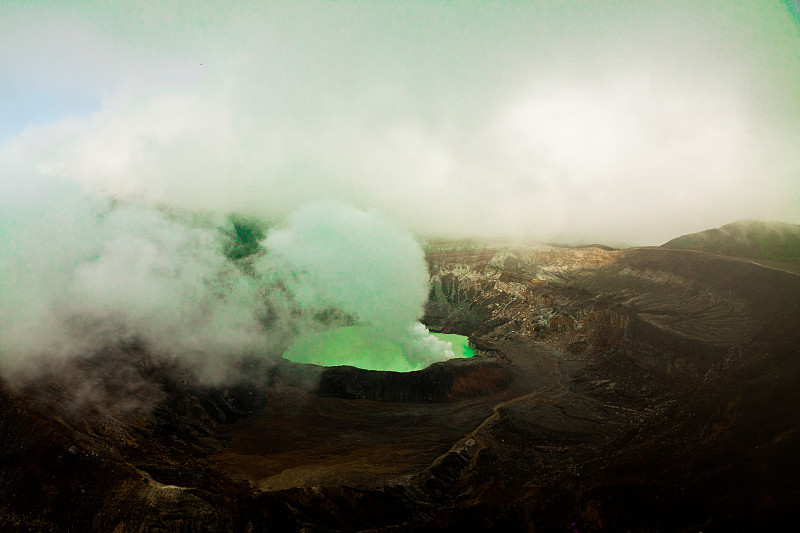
[2,241,800,532]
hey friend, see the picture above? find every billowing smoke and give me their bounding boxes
[266,203,428,332]
[264,202,456,369]
[0,177,453,385]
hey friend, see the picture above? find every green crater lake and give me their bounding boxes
[283,326,474,372]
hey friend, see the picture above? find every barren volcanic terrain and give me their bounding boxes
[2,241,800,531]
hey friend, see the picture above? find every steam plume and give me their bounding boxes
[264,202,456,369]
[0,179,453,382]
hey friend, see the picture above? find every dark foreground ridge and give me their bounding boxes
[2,241,800,531]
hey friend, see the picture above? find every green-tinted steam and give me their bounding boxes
[263,202,459,370]
[0,184,456,382]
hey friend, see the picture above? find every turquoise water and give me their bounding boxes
[282,326,474,372]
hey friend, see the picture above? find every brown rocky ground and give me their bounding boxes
[2,242,799,532]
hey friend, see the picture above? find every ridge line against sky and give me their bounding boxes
[1,0,799,246]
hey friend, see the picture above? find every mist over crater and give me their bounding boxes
[0,188,458,383]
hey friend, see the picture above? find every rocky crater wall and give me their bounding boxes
[424,243,799,382]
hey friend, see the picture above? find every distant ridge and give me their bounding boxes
[662,220,800,268]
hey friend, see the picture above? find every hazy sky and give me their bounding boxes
[2,0,799,245]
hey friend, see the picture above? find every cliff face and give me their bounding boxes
[427,243,795,377]
[2,242,800,532]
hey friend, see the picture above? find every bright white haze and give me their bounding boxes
[1,0,798,246]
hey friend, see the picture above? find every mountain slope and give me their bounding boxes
[662,220,800,269]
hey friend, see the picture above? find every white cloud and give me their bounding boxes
[1,0,798,245]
